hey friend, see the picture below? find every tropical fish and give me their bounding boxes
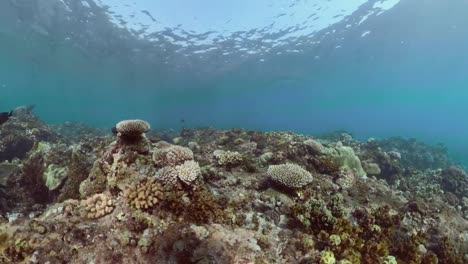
[0,111,12,126]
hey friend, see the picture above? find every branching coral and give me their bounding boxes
[156,166,179,186]
[123,178,164,210]
[156,160,201,186]
[185,187,228,224]
[213,150,243,168]
[267,163,313,188]
[153,145,194,167]
[175,160,201,185]
[80,192,115,219]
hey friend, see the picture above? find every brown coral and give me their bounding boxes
[116,119,150,138]
[123,178,164,210]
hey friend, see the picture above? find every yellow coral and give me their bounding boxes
[320,250,336,264]
[80,193,114,219]
[329,234,342,247]
[383,256,398,264]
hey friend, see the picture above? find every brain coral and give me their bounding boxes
[153,145,194,167]
[267,163,313,188]
[116,119,150,137]
[80,193,115,219]
[123,178,164,210]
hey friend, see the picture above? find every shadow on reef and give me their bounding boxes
[0,114,467,263]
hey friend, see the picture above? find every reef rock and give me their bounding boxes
[0,162,18,186]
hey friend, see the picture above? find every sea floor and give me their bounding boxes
[0,110,467,263]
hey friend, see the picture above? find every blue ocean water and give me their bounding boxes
[1,0,468,164]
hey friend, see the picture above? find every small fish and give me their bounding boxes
[0,111,12,126]
[111,127,118,135]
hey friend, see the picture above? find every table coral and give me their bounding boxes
[152,145,194,167]
[116,119,151,138]
[267,163,313,189]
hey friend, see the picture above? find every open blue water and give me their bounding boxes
[2,0,468,164]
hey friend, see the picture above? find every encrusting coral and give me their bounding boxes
[267,163,313,188]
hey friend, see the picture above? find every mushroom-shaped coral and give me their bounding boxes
[267,163,313,188]
[80,193,114,219]
[123,178,164,210]
[152,145,194,167]
[116,119,150,138]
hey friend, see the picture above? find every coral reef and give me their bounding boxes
[0,114,466,263]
